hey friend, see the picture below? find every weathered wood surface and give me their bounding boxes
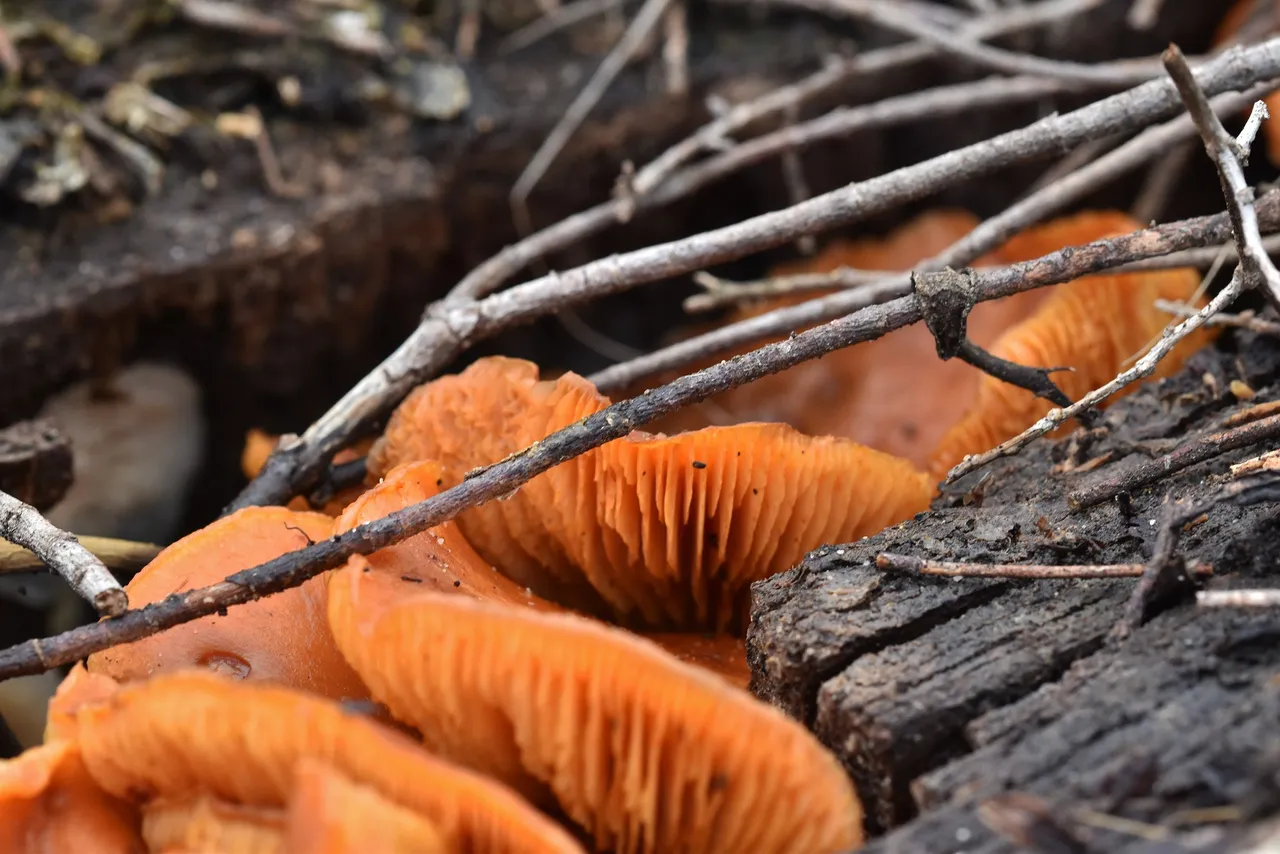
[0,419,71,510]
[748,330,1280,850]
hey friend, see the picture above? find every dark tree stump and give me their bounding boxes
[748,331,1280,850]
[0,419,71,510]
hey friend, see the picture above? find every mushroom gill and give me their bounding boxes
[324,584,863,854]
[332,459,752,689]
[0,739,143,854]
[143,795,286,854]
[368,357,933,632]
[927,211,1214,476]
[86,507,368,704]
[287,758,449,854]
[67,670,585,854]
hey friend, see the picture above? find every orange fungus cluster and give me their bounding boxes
[0,205,1219,853]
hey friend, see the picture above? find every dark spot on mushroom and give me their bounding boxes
[216,607,229,617]
[692,461,707,469]
[709,772,730,793]
[752,489,758,495]
[436,478,443,486]
[401,575,423,584]
[453,580,462,588]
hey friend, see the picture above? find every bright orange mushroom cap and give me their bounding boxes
[67,671,585,854]
[143,795,286,854]
[368,357,933,632]
[86,506,368,703]
[325,585,864,854]
[0,740,144,854]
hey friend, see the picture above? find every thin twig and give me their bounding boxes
[509,0,672,237]
[1165,47,1280,312]
[595,79,1280,392]
[748,0,1171,87]
[497,0,625,54]
[454,0,1105,302]
[1197,589,1280,607]
[1115,496,1210,637]
[230,40,1280,514]
[1024,134,1127,198]
[0,536,159,575]
[875,553,1212,579]
[1068,412,1280,510]
[1155,299,1280,336]
[0,491,126,617]
[662,1,688,96]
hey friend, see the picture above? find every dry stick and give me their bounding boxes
[1068,412,1280,510]
[1197,589,1280,607]
[16,217,1280,682]
[453,0,1103,301]
[0,491,127,617]
[0,536,160,575]
[662,0,688,96]
[230,40,1280,514]
[594,80,1279,391]
[875,552,1212,579]
[1155,298,1280,335]
[687,237,1280,314]
[497,0,626,54]
[764,0,1167,86]
[508,0,672,238]
[1168,53,1280,312]
[1115,495,1210,637]
[946,47,1280,483]
[1024,134,1128,198]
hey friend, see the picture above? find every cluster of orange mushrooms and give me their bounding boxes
[0,209,1217,853]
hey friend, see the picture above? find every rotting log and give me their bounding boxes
[748,328,1280,848]
[0,419,71,511]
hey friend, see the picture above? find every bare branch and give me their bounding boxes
[0,536,159,575]
[509,0,672,236]
[452,0,1107,302]
[230,40,1280,514]
[876,553,1212,579]
[593,79,1280,393]
[0,490,126,617]
[754,0,1167,87]
[1155,299,1280,336]
[497,0,625,55]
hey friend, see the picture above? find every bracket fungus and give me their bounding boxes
[324,585,863,854]
[86,507,369,703]
[369,356,933,632]
[66,670,586,854]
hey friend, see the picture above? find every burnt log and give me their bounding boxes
[748,329,1280,849]
[0,419,72,511]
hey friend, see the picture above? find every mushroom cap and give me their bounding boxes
[68,670,584,854]
[0,740,143,854]
[369,356,612,613]
[143,795,286,854]
[336,459,561,612]
[87,506,368,703]
[369,357,933,632]
[287,758,449,854]
[46,663,120,743]
[927,211,1215,476]
[325,585,863,854]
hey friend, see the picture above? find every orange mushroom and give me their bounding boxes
[927,211,1214,475]
[325,583,862,854]
[1215,1,1280,167]
[67,670,584,854]
[368,357,932,632]
[143,795,285,854]
[86,507,368,704]
[287,758,448,854]
[46,663,121,743]
[333,459,752,688]
[0,739,144,854]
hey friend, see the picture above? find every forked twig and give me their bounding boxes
[944,45,1280,483]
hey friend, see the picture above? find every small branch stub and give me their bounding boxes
[0,490,128,616]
